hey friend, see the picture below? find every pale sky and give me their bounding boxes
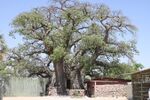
[0,0,150,68]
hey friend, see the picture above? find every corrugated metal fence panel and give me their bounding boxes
[0,77,4,100]
[5,77,47,97]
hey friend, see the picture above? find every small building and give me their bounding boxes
[132,68,150,100]
[86,77,131,97]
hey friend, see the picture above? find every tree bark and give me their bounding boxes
[70,69,84,89]
[54,58,67,95]
[77,69,85,89]
[45,78,51,95]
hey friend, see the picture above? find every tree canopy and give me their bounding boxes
[0,35,8,76]
[8,0,139,95]
[0,35,7,60]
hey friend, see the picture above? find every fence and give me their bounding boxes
[4,77,48,97]
[0,77,4,100]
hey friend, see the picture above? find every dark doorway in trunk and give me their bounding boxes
[67,79,71,89]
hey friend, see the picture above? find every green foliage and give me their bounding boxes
[105,63,143,79]
[96,4,110,20]
[0,62,7,76]
[52,47,66,62]
[0,35,9,77]
[81,35,105,49]
[10,9,50,40]
[0,35,7,60]
[79,56,92,69]
[62,5,89,25]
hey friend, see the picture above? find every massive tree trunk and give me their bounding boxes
[54,58,67,95]
[70,69,84,89]
[76,69,85,89]
[45,78,51,95]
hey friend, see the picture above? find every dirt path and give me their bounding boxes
[3,96,128,100]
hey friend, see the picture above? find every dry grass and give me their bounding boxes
[3,96,128,100]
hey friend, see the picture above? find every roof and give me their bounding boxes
[93,77,130,81]
[85,77,131,85]
[132,68,150,75]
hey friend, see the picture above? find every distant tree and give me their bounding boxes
[102,63,143,79]
[0,35,8,76]
[9,0,138,95]
[0,35,8,97]
[0,35,7,61]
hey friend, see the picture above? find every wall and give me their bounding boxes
[126,83,132,100]
[132,69,150,100]
[4,77,47,97]
[0,77,4,100]
[95,84,128,97]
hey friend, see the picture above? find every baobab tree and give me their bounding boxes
[9,0,138,95]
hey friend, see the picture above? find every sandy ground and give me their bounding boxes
[3,96,128,100]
